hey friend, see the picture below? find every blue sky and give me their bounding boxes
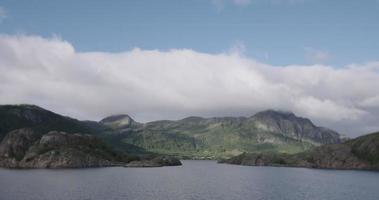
[1,0,379,136]
[1,0,378,66]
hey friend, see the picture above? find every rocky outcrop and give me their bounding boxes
[0,129,116,168]
[0,129,182,168]
[220,131,379,170]
[0,128,40,161]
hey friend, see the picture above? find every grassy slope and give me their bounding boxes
[118,117,314,159]
[347,132,379,166]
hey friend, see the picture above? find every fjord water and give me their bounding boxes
[1,161,379,200]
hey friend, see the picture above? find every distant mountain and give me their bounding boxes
[101,110,343,159]
[220,131,379,170]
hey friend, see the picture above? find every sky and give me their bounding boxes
[0,0,379,137]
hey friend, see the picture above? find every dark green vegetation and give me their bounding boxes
[100,110,342,159]
[0,105,181,168]
[0,104,97,140]
[220,131,379,170]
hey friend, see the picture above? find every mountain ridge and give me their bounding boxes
[99,109,344,158]
[0,104,344,160]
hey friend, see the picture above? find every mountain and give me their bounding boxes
[220,131,379,170]
[250,110,341,144]
[0,128,116,168]
[0,104,344,161]
[100,110,343,159]
[0,128,181,168]
[0,105,182,168]
[0,104,99,140]
[0,104,149,154]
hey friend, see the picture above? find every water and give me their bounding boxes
[1,160,379,200]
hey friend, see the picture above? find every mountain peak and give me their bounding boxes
[100,114,137,129]
[253,109,296,118]
[249,109,341,144]
[179,116,205,122]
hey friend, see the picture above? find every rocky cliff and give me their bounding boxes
[0,129,117,168]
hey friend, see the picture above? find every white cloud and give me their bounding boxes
[0,35,379,137]
[360,95,379,108]
[0,7,7,23]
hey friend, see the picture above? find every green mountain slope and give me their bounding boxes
[0,104,98,140]
[101,110,343,159]
[220,131,379,170]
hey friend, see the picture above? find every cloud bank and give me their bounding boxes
[0,35,379,136]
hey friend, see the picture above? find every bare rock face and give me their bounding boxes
[0,129,40,161]
[249,110,342,145]
[0,129,115,168]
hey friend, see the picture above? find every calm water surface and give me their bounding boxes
[1,160,379,200]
